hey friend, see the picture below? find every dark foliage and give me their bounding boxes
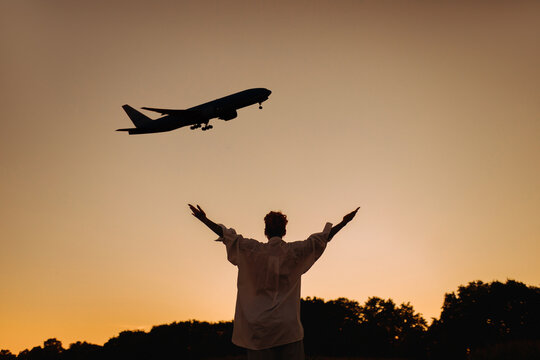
[301,296,427,358]
[359,297,427,358]
[63,342,101,360]
[301,297,362,356]
[0,350,17,360]
[15,339,64,360]
[427,279,540,359]
[7,323,243,360]
[470,339,540,360]
[5,279,540,360]
[102,321,243,360]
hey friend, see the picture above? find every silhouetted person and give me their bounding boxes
[189,204,359,360]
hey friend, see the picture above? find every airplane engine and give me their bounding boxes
[218,110,238,121]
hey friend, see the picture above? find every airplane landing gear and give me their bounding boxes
[201,125,213,131]
[259,102,263,109]
[190,124,201,130]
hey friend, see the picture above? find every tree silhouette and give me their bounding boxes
[301,297,363,356]
[301,296,427,358]
[7,280,540,360]
[16,339,63,360]
[63,342,101,360]
[428,280,540,359]
[360,297,427,357]
[0,350,17,360]
[101,321,242,360]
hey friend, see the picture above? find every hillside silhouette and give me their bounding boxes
[2,280,539,360]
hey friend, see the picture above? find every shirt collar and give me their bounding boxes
[268,236,282,244]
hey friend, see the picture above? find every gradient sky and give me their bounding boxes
[1,0,539,353]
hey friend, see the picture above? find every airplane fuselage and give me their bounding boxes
[118,88,271,134]
[188,88,269,118]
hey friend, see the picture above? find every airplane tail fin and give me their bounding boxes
[122,105,151,128]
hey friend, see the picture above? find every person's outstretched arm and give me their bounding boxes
[189,204,223,237]
[328,207,360,241]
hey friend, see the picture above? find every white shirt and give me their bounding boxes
[217,222,333,350]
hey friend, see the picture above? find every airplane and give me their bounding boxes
[117,88,271,134]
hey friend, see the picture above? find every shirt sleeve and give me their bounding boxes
[291,222,333,274]
[215,225,260,266]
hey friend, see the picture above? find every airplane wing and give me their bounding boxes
[141,107,195,116]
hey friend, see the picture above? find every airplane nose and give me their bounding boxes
[265,89,272,96]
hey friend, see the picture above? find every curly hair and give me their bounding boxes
[264,211,288,238]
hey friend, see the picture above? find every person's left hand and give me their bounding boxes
[189,204,207,221]
[343,207,360,223]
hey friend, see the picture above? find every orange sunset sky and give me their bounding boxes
[1,0,539,353]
